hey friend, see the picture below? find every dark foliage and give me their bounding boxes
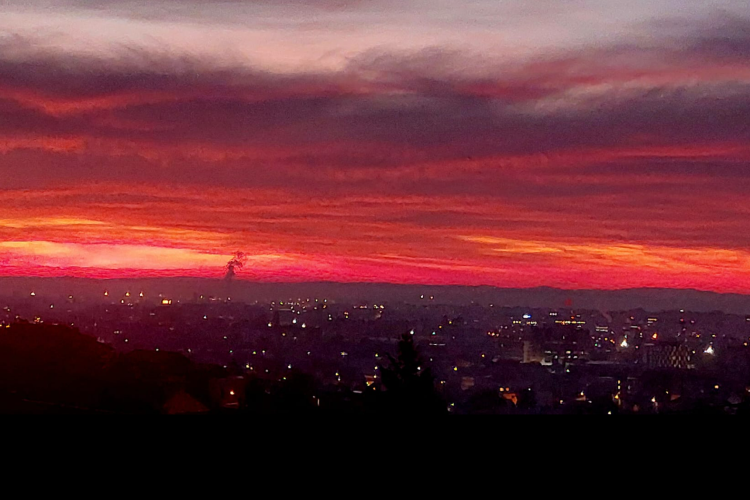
[0,322,225,413]
[377,332,446,414]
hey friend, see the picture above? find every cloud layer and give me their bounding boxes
[2,2,750,291]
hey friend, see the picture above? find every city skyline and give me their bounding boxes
[2,1,750,293]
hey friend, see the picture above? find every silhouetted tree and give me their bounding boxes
[378,332,446,414]
[516,387,537,412]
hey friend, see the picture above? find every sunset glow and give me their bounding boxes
[2,1,750,292]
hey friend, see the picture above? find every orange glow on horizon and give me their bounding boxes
[3,4,750,295]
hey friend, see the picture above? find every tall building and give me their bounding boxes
[522,340,544,364]
[641,341,692,369]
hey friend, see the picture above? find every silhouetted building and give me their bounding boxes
[541,341,586,367]
[523,340,544,364]
[209,376,246,409]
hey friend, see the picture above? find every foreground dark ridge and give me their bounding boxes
[2,320,748,415]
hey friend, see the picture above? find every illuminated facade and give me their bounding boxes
[641,341,692,369]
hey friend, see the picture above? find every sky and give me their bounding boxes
[1,0,750,292]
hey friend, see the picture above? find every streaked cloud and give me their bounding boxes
[1,2,750,291]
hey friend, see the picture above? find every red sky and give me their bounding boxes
[2,1,750,292]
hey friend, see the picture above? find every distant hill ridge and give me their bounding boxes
[1,276,749,314]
